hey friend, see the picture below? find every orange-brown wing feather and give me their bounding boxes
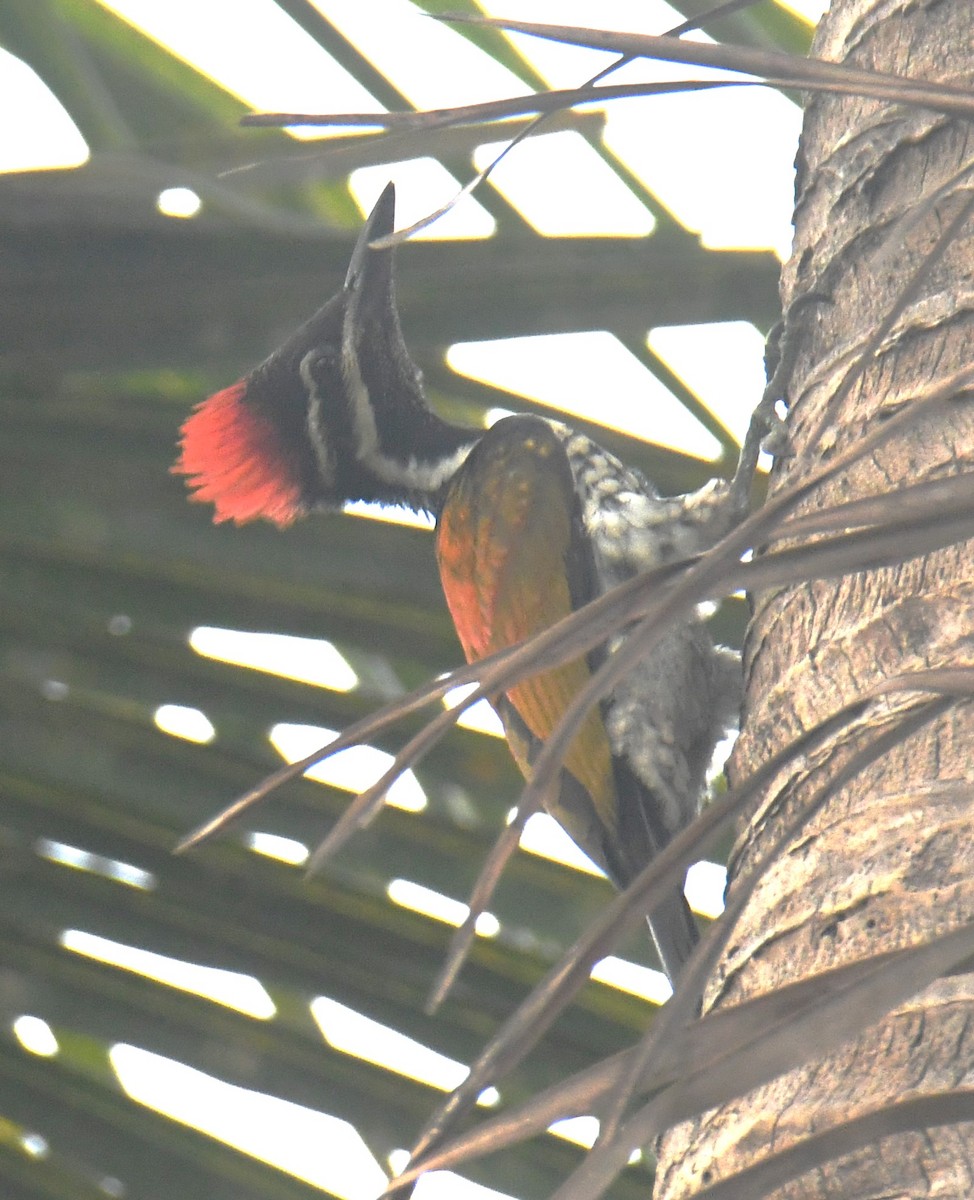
[436,417,617,841]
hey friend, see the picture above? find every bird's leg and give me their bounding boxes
[728,291,833,512]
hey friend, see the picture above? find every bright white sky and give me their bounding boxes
[8,0,827,1195]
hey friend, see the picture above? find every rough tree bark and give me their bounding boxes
[656,0,974,1195]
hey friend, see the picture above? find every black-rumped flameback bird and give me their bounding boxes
[174,184,745,984]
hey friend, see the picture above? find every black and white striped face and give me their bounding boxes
[284,182,476,511]
[330,190,477,508]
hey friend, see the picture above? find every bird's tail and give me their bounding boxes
[646,885,699,986]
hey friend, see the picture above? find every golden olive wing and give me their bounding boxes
[435,415,619,861]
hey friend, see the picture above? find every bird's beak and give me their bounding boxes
[341,180,412,380]
[344,181,397,307]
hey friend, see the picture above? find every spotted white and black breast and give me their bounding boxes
[553,424,742,840]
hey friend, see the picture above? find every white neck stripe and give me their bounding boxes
[300,352,337,486]
[340,329,475,497]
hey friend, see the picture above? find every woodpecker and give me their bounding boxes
[174,183,744,983]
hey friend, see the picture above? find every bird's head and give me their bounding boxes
[173,183,476,526]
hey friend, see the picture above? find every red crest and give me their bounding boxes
[173,382,306,528]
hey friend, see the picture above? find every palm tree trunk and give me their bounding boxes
[656,0,974,1193]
